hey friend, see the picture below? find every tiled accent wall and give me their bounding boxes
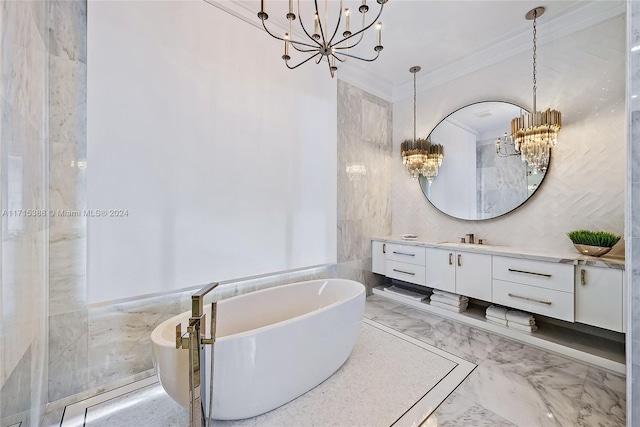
[392,16,626,253]
[336,80,393,291]
[47,0,89,402]
[627,0,639,423]
[0,1,49,425]
[45,4,392,402]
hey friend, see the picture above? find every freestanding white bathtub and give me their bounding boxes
[151,278,365,420]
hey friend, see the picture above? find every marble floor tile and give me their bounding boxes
[454,357,585,426]
[45,296,627,427]
[424,391,516,427]
[576,379,626,426]
[585,366,626,395]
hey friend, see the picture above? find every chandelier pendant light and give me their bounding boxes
[510,6,562,174]
[258,0,387,78]
[401,66,444,182]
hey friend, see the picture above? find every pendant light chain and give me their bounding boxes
[532,9,537,114]
[413,71,417,143]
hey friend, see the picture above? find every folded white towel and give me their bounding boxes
[383,285,426,301]
[506,309,536,326]
[431,301,468,313]
[508,321,538,333]
[486,305,509,320]
[432,289,468,303]
[430,293,468,307]
[485,315,508,326]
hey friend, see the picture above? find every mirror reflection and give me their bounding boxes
[419,101,548,221]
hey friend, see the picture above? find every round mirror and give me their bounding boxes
[419,101,549,221]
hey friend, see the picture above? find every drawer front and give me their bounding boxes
[386,260,426,286]
[385,243,426,266]
[492,279,574,322]
[493,256,574,293]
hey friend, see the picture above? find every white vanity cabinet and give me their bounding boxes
[455,251,492,301]
[492,256,575,322]
[385,243,426,286]
[372,241,386,275]
[575,266,624,332]
[424,248,491,300]
[424,247,456,293]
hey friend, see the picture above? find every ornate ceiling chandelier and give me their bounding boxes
[258,0,387,77]
[401,66,444,182]
[509,6,562,174]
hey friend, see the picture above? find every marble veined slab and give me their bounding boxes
[373,236,625,269]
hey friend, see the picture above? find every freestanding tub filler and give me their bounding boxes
[151,278,366,420]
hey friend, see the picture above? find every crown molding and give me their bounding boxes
[391,1,625,102]
[204,0,624,104]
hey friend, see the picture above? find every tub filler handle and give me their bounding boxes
[176,282,219,427]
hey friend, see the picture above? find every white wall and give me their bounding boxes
[392,15,625,251]
[87,0,337,303]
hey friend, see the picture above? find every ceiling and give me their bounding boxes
[213,0,625,101]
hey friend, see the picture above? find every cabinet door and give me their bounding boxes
[424,247,455,293]
[371,241,386,275]
[575,266,623,332]
[455,252,492,301]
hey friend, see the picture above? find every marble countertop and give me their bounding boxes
[372,236,625,270]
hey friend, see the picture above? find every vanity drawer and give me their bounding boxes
[492,279,574,322]
[386,260,426,286]
[385,243,426,266]
[492,256,574,293]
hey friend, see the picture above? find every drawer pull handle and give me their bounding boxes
[457,254,462,267]
[507,293,552,305]
[393,251,415,257]
[449,253,453,265]
[580,269,586,286]
[383,243,386,254]
[393,269,415,276]
[508,268,552,278]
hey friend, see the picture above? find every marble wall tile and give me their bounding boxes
[337,80,392,292]
[632,364,640,423]
[48,0,86,63]
[49,228,86,316]
[48,310,88,400]
[48,54,86,145]
[630,1,640,422]
[0,1,48,423]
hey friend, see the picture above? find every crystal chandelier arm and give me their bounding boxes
[285,52,322,70]
[332,1,384,47]
[332,49,380,62]
[296,0,323,47]
[261,18,319,49]
[327,0,344,45]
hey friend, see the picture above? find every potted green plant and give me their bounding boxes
[566,230,621,257]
